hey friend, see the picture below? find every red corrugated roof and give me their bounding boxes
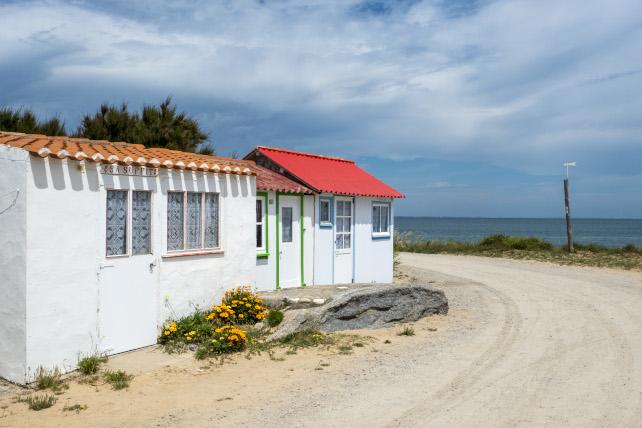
[255,147,404,198]
[253,164,313,194]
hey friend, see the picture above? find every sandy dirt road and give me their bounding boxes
[2,254,641,427]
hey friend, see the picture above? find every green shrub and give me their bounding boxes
[480,235,553,251]
[267,309,284,327]
[104,370,132,390]
[77,354,108,375]
[622,243,639,253]
[35,367,67,393]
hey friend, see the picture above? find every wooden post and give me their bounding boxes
[564,178,574,253]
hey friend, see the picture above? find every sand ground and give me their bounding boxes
[1,253,642,427]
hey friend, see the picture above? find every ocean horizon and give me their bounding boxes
[395,217,642,248]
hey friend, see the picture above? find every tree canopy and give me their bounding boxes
[0,98,213,154]
[0,107,66,136]
[76,97,211,153]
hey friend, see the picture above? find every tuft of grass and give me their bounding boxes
[267,309,284,327]
[16,394,57,411]
[35,367,68,393]
[278,330,337,350]
[338,345,353,355]
[397,326,415,336]
[63,403,87,413]
[194,346,209,360]
[77,354,108,375]
[103,370,133,390]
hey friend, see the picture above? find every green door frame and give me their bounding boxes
[275,192,305,289]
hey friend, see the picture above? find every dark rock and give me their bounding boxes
[269,284,448,340]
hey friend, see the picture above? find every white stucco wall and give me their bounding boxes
[7,154,255,383]
[354,197,394,284]
[311,194,394,286]
[158,172,255,321]
[0,145,28,383]
[313,194,335,285]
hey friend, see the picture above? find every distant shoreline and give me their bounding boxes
[395,216,642,221]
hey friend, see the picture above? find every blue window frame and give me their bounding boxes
[319,196,333,228]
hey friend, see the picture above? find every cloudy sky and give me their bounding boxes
[1,0,641,217]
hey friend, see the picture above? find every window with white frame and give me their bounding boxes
[256,198,266,251]
[319,198,331,226]
[167,191,219,252]
[372,202,390,237]
[335,200,352,250]
[106,189,152,257]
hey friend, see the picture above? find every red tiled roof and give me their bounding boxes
[253,164,313,194]
[0,132,255,175]
[254,146,404,198]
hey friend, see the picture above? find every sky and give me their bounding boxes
[1,0,641,218]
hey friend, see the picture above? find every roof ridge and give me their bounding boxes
[257,146,354,163]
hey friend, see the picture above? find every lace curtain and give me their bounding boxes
[205,194,219,248]
[132,191,151,254]
[167,192,184,251]
[106,190,128,256]
[186,193,202,249]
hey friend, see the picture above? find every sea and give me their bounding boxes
[395,217,642,248]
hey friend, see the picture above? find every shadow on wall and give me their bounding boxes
[31,158,101,192]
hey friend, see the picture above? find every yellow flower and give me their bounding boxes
[164,331,170,336]
[215,328,222,333]
[238,314,244,319]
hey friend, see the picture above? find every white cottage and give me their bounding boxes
[246,147,404,289]
[0,132,256,384]
[0,132,403,385]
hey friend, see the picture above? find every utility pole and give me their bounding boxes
[563,162,576,253]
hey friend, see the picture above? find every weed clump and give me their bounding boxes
[77,354,108,375]
[267,309,284,327]
[63,403,87,413]
[397,326,415,336]
[104,370,132,390]
[35,367,67,393]
[16,394,57,411]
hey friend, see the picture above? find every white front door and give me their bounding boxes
[99,190,158,354]
[279,195,301,288]
[334,198,353,284]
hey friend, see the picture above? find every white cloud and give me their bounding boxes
[0,0,641,178]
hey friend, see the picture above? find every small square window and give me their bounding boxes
[319,198,332,227]
[372,202,391,238]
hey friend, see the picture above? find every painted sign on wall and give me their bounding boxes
[100,165,159,177]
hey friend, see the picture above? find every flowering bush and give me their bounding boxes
[158,286,266,356]
[206,303,236,322]
[210,325,248,353]
[219,286,267,324]
[158,312,214,351]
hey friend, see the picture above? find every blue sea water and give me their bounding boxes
[395,217,642,248]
